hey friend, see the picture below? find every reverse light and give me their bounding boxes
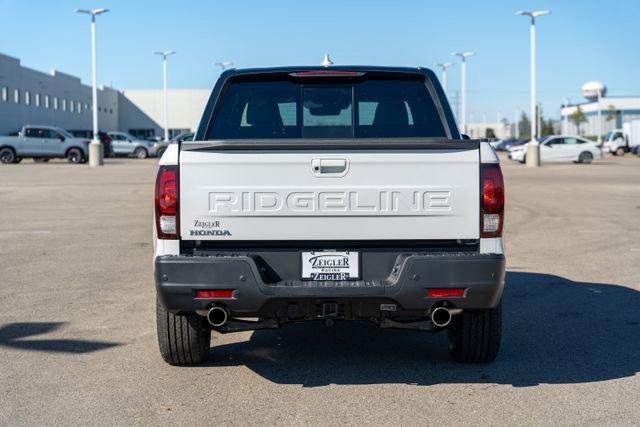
[427,288,466,298]
[481,163,505,238]
[155,165,179,239]
[195,289,234,299]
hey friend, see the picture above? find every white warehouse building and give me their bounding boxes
[0,52,209,138]
[560,96,640,137]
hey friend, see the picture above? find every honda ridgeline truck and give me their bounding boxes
[153,66,506,365]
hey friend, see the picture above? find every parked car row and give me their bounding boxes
[0,125,188,164]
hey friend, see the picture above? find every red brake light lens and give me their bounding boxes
[155,165,179,239]
[481,163,505,238]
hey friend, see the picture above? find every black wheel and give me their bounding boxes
[134,147,148,159]
[0,147,16,164]
[156,298,211,365]
[66,148,84,164]
[448,300,502,363]
[615,147,626,156]
[578,151,593,164]
[33,157,50,163]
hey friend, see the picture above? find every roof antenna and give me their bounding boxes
[321,53,333,67]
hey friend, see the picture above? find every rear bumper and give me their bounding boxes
[155,252,505,316]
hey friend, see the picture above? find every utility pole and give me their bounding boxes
[452,52,474,134]
[75,8,109,167]
[155,51,175,142]
[517,10,550,167]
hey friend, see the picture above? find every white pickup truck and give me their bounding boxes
[153,66,506,365]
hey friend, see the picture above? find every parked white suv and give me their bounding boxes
[509,136,602,164]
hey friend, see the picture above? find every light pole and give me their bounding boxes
[597,89,603,144]
[452,52,474,134]
[75,8,109,167]
[155,51,175,142]
[563,98,569,135]
[436,62,453,95]
[517,9,550,167]
[215,61,234,71]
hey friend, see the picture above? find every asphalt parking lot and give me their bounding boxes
[1,154,639,425]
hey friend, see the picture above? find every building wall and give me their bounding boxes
[465,122,513,139]
[560,97,640,136]
[0,53,119,134]
[119,89,209,137]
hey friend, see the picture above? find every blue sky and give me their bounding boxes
[1,0,639,122]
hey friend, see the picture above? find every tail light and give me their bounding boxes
[155,165,179,239]
[481,163,504,238]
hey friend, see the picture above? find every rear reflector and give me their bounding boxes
[195,289,234,299]
[427,288,465,298]
[481,163,505,238]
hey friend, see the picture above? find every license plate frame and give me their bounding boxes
[301,250,360,281]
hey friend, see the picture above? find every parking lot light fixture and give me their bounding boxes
[436,62,453,96]
[516,10,550,167]
[75,8,109,167]
[155,51,175,143]
[452,52,474,134]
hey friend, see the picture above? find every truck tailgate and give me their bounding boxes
[180,146,479,241]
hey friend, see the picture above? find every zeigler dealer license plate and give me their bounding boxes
[301,251,360,280]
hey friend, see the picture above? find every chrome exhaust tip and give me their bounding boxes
[207,306,228,327]
[431,306,452,328]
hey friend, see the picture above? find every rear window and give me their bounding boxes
[208,77,447,139]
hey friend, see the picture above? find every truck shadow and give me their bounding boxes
[203,272,640,387]
[0,322,120,354]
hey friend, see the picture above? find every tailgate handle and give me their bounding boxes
[311,158,348,176]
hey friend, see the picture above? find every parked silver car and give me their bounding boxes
[0,125,89,164]
[107,132,157,158]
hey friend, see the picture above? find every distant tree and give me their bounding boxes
[569,106,588,135]
[485,127,496,139]
[605,105,617,123]
[518,112,531,139]
[541,118,555,137]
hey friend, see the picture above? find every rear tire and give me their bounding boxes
[66,148,84,164]
[578,151,593,164]
[134,147,148,159]
[448,300,502,363]
[0,147,16,164]
[156,298,211,365]
[615,147,626,156]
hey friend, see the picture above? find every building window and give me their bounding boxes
[2,87,7,102]
[35,93,40,107]
[84,103,88,111]
[44,95,49,109]
[53,97,58,110]
[77,102,81,114]
[70,101,75,113]
[62,99,67,111]
[109,108,113,114]
[129,129,155,139]
[25,91,30,106]
[14,89,19,104]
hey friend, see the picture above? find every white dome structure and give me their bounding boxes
[581,81,607,101]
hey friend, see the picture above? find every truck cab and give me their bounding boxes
[153,66,506,365]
